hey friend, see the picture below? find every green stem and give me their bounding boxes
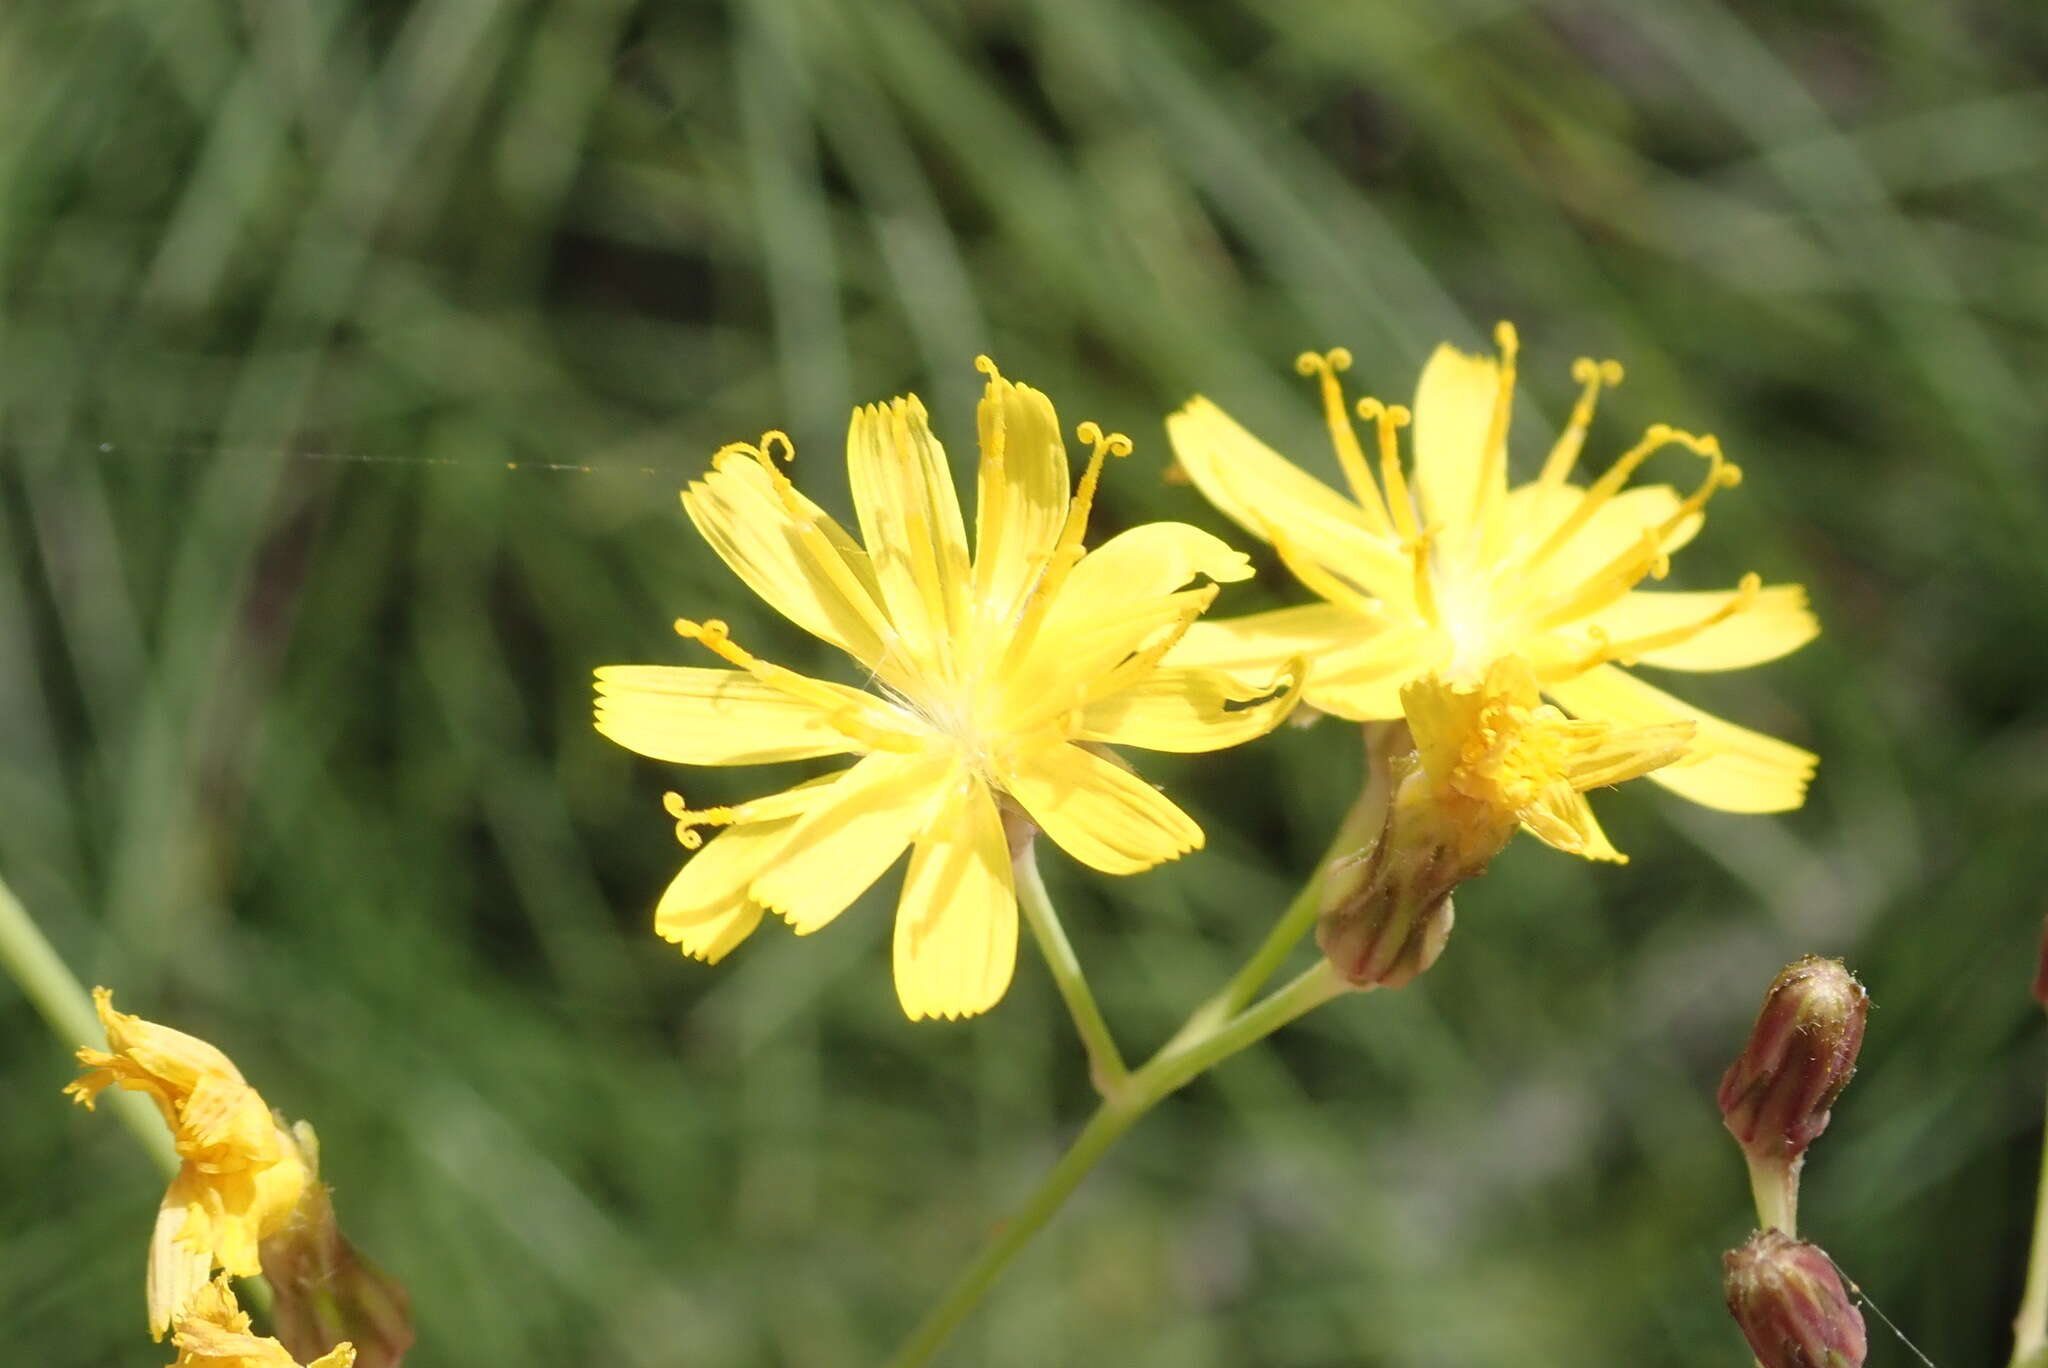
[1742,1153,1798,1236]
[1015,847,1128,1096]
[0,871,176,1171]
[1204,723,1397,1023]
[2011,1088,2048,1367]
[881,961,1351,1368]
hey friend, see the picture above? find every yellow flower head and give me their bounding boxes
[66,988,308,1339]
[596,357,1297,1021]
[1401,656,1695,863]
[1168,326,1818,815]
[168,1278,356,1368]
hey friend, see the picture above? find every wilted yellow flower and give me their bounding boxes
[169,1278,356,1368]
[1168,326,1817,814]
[1320,656,1691,986]
[596,358,1296,1021]
[66,988,308,1339]
[1401,655,1694,863]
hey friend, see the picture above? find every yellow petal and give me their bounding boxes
[1003,588,1214,731]
[1506,481,1702,587]
[149,1175,213,1339]
[1167,399,1411,597]
[1520,782,1625,862]
[1544,664,1816,813]
[972,367,1069,623]
[594,665,868,765]
[1304,624,1451,721]
[1076,665,1301,753]
[652,816,805,963]
[82,987,243,1100]
[1062,522,1252,604]
[999,743,1202,875]
[893,774,1017,1021]
[749,750,951,933]
[1547,719,1695,790]
[1168,602,1366,682]
[1583,585,1818,672]
[1411,342,1498,541]
[682,456,896,676]
[848,397,971,678]
[177,1071,281,1166]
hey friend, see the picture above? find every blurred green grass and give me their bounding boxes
[4,0,2047,1362]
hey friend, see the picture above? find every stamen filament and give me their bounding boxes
[675,617,913,749]
[1079,584,1219,708]
[1296,349,1394,535]
[1536,358,1624,491]
[1656,434,1743,539]
[1407,528,1441,626]
[1467,321,1519,538]
[662,776,835,849]
[1260,518,1386,623]
[1527,528,1671,632]
[998,421,1129,674]
[1524,423,1712,572]
[1556,574,1763,674]
[1357,399,1416,539]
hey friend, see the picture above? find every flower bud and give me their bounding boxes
[260,1124,415,1368]
[1315,749,1468,989]
[1718,956,1867,1166]
[1723,1230,1867,1368]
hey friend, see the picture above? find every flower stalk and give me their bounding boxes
[2012,1086,2048,1368]
[1012,845,1128,1097]
[2012,930,2048,1368]
[0,870,176,1172]
[882,958,1350,1368]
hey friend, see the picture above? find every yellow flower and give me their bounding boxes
[1167,326,1818,814]
[66,988,308,1339]
[596,358,1297,1021]
[168,1278,356,1368]
[1401,655,1695,863]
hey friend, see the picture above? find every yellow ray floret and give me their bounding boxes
[596,357,1299,1020]
[168,1277,356,1368]
[66,989,309,1339]
[1168,327,1818,814]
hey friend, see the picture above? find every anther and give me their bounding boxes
[1539,357,1626,492]
[663,790,745,850]
[1075,420,1133,458]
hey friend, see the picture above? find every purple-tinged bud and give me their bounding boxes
[261,1123,415,1367]
[2032,914,2048,1012]
[1718,956,1867,1167]
[1723,1230,1867,1368]
[1315,751,1469,990]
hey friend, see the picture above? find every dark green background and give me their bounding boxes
[5,1,2046,1363]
